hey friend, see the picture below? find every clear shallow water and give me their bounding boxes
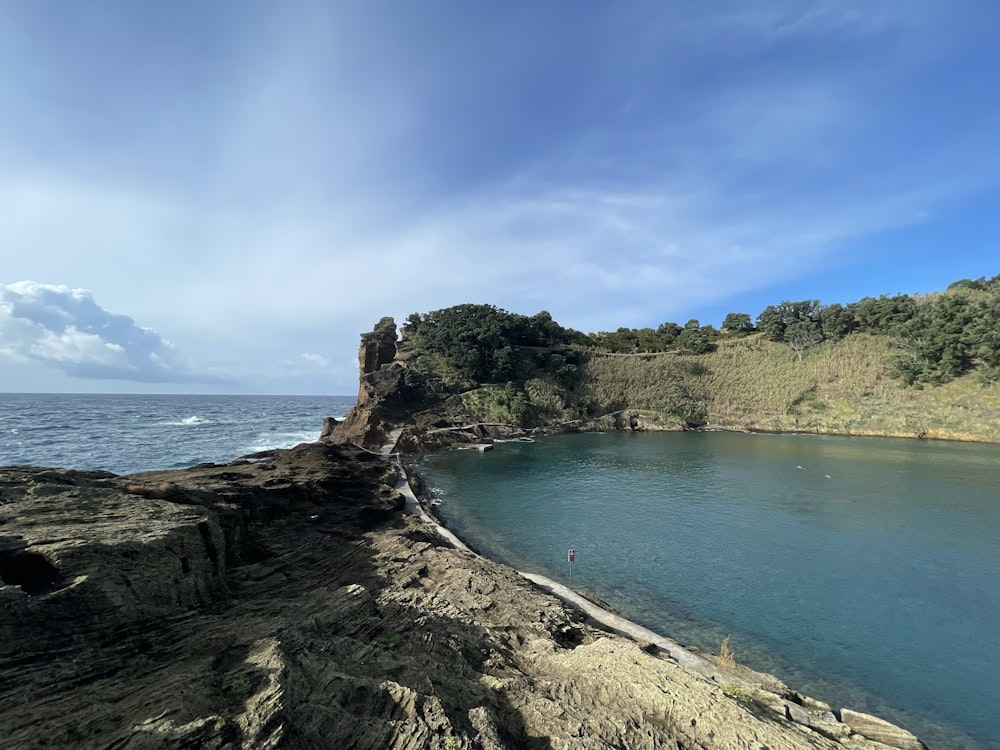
[0,393,356,474]
[419,432,1000,750]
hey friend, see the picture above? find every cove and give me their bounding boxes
[418,431,1000,750]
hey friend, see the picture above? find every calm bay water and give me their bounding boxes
[419,431,1000,750]
[0,393,356,474]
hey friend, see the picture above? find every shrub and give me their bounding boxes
[717,636,736,672]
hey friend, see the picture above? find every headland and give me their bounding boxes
[0,315,953,749]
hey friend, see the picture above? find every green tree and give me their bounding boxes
[888,288,983,384]
[819,303,853,339]
[848,294,916,333]
[675,319,711,354]
[408,304,524,381]
[756,301,821,343]
[756,305,786,341]
[721,312,754,334]
[786,322,824,361]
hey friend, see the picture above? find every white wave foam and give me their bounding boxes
[166,415,211,426]
[241,430,320,453]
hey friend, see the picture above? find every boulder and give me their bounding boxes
[839,708,928,750]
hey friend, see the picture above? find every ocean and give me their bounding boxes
[0,393,356,474]
[419,431,1000,750]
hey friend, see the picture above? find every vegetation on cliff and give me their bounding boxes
[395,275,1000,441]
[403,305,588,385]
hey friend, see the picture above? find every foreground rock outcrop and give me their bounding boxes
[1,440,929,749]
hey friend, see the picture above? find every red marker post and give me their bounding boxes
[568,548,575,584]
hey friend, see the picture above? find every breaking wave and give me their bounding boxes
[165,415,211,426]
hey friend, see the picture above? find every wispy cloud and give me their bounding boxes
[300,352,331,368]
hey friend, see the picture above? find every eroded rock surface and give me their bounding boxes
[322,319,554,454]
[321,318,466,452]
[1,444,923,749]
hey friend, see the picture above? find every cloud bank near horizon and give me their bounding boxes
[0,282,225,384]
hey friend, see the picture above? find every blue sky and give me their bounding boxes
[2,1,999,395]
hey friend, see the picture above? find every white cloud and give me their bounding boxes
[30,326,127,367]
[716,2,902,41]
[300,352,331,368]
[0,282,226,384]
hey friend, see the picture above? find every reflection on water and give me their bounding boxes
[420,432,1000,750]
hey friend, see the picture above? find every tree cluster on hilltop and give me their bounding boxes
[596,274,1000,386]
[753,276,1000,385]
[400,274,1000,391]
[401,304,588,385]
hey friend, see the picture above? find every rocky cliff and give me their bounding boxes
[321,318,524,454]
[1,440,929,750]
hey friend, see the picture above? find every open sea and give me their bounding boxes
[4,395,998,749]
[418,431,1000,750]
[0,393,356,474]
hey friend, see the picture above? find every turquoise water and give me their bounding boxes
[418,432,1000,750]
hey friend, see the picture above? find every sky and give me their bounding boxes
[2,1,999,395]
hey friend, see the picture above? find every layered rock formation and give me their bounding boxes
[323,318,556,455]
[0,443,402,748]
[0,440,930,749]
[321,318,507,454]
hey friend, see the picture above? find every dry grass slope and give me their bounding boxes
[580,352,707,424]
[579,334,1000,442]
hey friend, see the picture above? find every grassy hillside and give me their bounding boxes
[399,277,1000,443]
[580,334,1000,441]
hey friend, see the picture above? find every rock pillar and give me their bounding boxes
[323,318,399,448]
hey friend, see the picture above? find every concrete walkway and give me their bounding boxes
[387,451,719,677]
[379,428,405,457]
[518,572,717,676]
[392,467,472,552]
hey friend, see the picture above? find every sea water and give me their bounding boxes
[0,393,356,474]
[418,431,1000,750]
[4,396,997,748]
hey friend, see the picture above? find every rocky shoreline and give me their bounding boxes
[404,454,937,750]
[1,439,931,749]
